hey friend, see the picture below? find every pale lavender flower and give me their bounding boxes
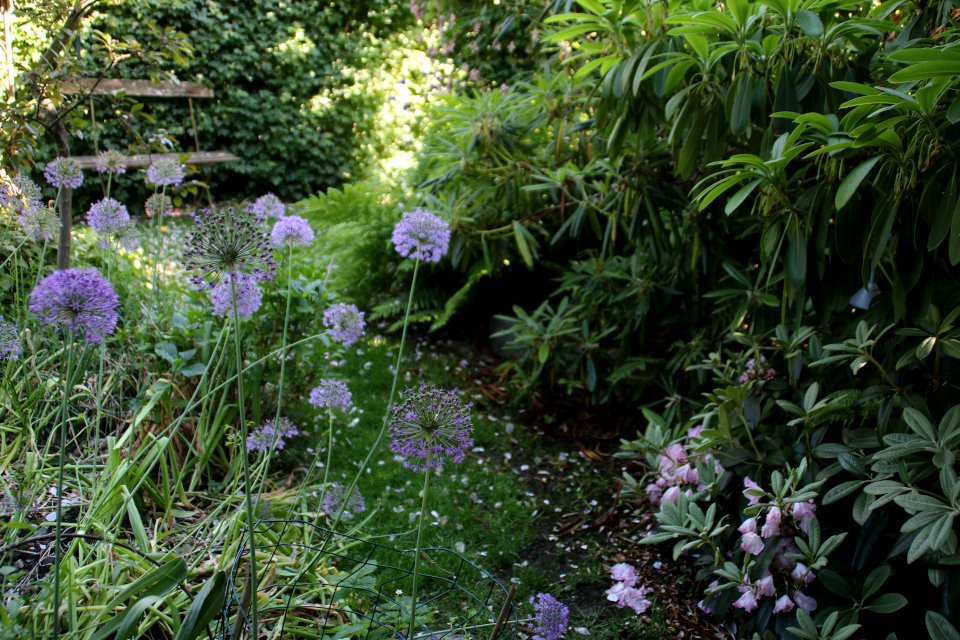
[146,158,185,187]
[1,175,42,211]
[145,193,173,218]
[209,272,263,319]
[249,193,285,220]
[182,205,278,290]
[94,150,127,175]
[391,208,450,263]
[271,215,314,248]
[0,317,21,360]
[308,379,352,413]
[529,593,569,640]
[29,268,119,344]
[322,303,365,346]
[43,157,83,189]
[87,197,131,239]
[18,203,60,242]
[101,220,142,252]
[322,483,365,519]
[389,382,473,472]
[247,417,299,452]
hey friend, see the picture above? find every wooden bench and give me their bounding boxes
[61,78,239,169]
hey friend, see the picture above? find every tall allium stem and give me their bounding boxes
[152,185,166,297]
[34,240,48,291]
[319,412,334,509]
[92,341,106,498]
[408,462,432,639]
[52,329,76,640]
[230,277,258,637]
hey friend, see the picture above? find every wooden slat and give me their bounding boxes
[61,78,214,98]
[71,151,239,170]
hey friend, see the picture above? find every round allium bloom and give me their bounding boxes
[391,208,450,263]
[18,203,61,242]
[246,417,299,452]
[94,150,127,175]
[1,175,42,212]
[100,220,142,252]
[28,268,119,344]
[388,382,473,472]
[322,303,365,346]
[182,205,278,290]
[271,215,314,248]
[146,158,185,187]
[44,157,84,189]
[529,593,569,640]
[0,317,22,360]
[322,483,365,520]
[145,193,173,218]
[308,379,352,413]
[209,272,263,319]
[249,193,285,220]
[87,197,131,238]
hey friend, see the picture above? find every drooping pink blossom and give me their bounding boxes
[741,532,765,555]
[791,500,817,533]
[737,518,758,535]
[773,595,795,614]
[793,591,817,612]
[761,506,782,538]
[743,477,763,505]
[757,575,776,597]
[733,587,758,612]
[662,486,681,504]
[791,563,816,585]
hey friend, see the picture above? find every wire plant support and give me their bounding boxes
[216,519,520,640]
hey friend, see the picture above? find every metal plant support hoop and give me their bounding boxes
[215,519,520,640]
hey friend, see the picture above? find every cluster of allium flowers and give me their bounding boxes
[248,193,285,221]
[146,158,185,187]
[391,208,450,263]
[738,355,777,384]
[29,268,119,344]
[18,203,61,242]
[322,303,365,346]
[94,149,127,175]
[389,382,473,472]
[44,157,84,189]
[246,417,299,452]
[87,198,130,239]
[322,483,365,519]
[645,425,724,507]
[145,193,173,218]
[0,317,22,360]
[1,175,42,212]
[529,593,569,640]
[308,379,353,413]
[271,215,314,248]
[102,221,142,252]
[209,272,263,319]
[182,205,278,290]
[605,564,652,614]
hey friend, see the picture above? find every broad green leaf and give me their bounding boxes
[889,61,960,83]
[836,157,882,209]
[795,10,824,36]
[927,611,960,640]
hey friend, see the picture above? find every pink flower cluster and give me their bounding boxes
[645,426,724,506]
[604,564,652,614]
[738,355,777,384]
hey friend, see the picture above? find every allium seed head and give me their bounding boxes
[146,158,185,187]
[247,417,299,452]
[94,150,127,175]
[43,157,84,189]
[308,379,353,413]
[322,303,365,346]
[101,220,142,252]
[322,483,365,520]
[529,593,569,640]
[271,215,314,248]
[209,272,263,319]
[391,208,450,263]
[182,205,278,290]
[1,175,42,212]
[29,269,119,344]
[0,317,22,360]
[389,382,473,472]
[248,193,285,220]
[145,193,173,218]
[87,197,131,239]
[18,203,61,242]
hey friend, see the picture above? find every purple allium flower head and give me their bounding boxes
[249,193,285,221]
[322,303,365,346]
[389,382,473,472]
[0,317,22,360]
[209,272,263,319]
[246,416,299,452]
[101,220,142,252]
[1,175,42,212]
[29,268,119,344]
[529,593,569,640]
[145,193,173,218]
[391,208,450,263]
[146,158,185,187]
[18,203,60,242]
[182,205,278,290]
[308,379,353,413]
[87,197,131,239]
[94,150,127,175]
[44,157,83,189]
[322,483,365,519]
[271,215,314,248]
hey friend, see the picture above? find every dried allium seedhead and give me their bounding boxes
[389,382,473,472]
[391,208,450,263]
[145,193,173,218]
[1,175,42,212]
[0,317,22,360]
[529,593,570,640]
[87,197,131,239]
[209,272,263,319]
[308,379,353,413]
[43,157,84,189]
[101,221,142,252]
[246,417,299,452]
[146,158,185,187]
[322,303,365,346]
[18,203,61,242]
[29,268,119,344]
[270,215,314,247]
[248,193,285,221]
[322,483,365,520]
[182,205,278,290]
[94,150,128,175]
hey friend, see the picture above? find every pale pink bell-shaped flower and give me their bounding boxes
[774,595,795,614]
[761,506,782,538]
